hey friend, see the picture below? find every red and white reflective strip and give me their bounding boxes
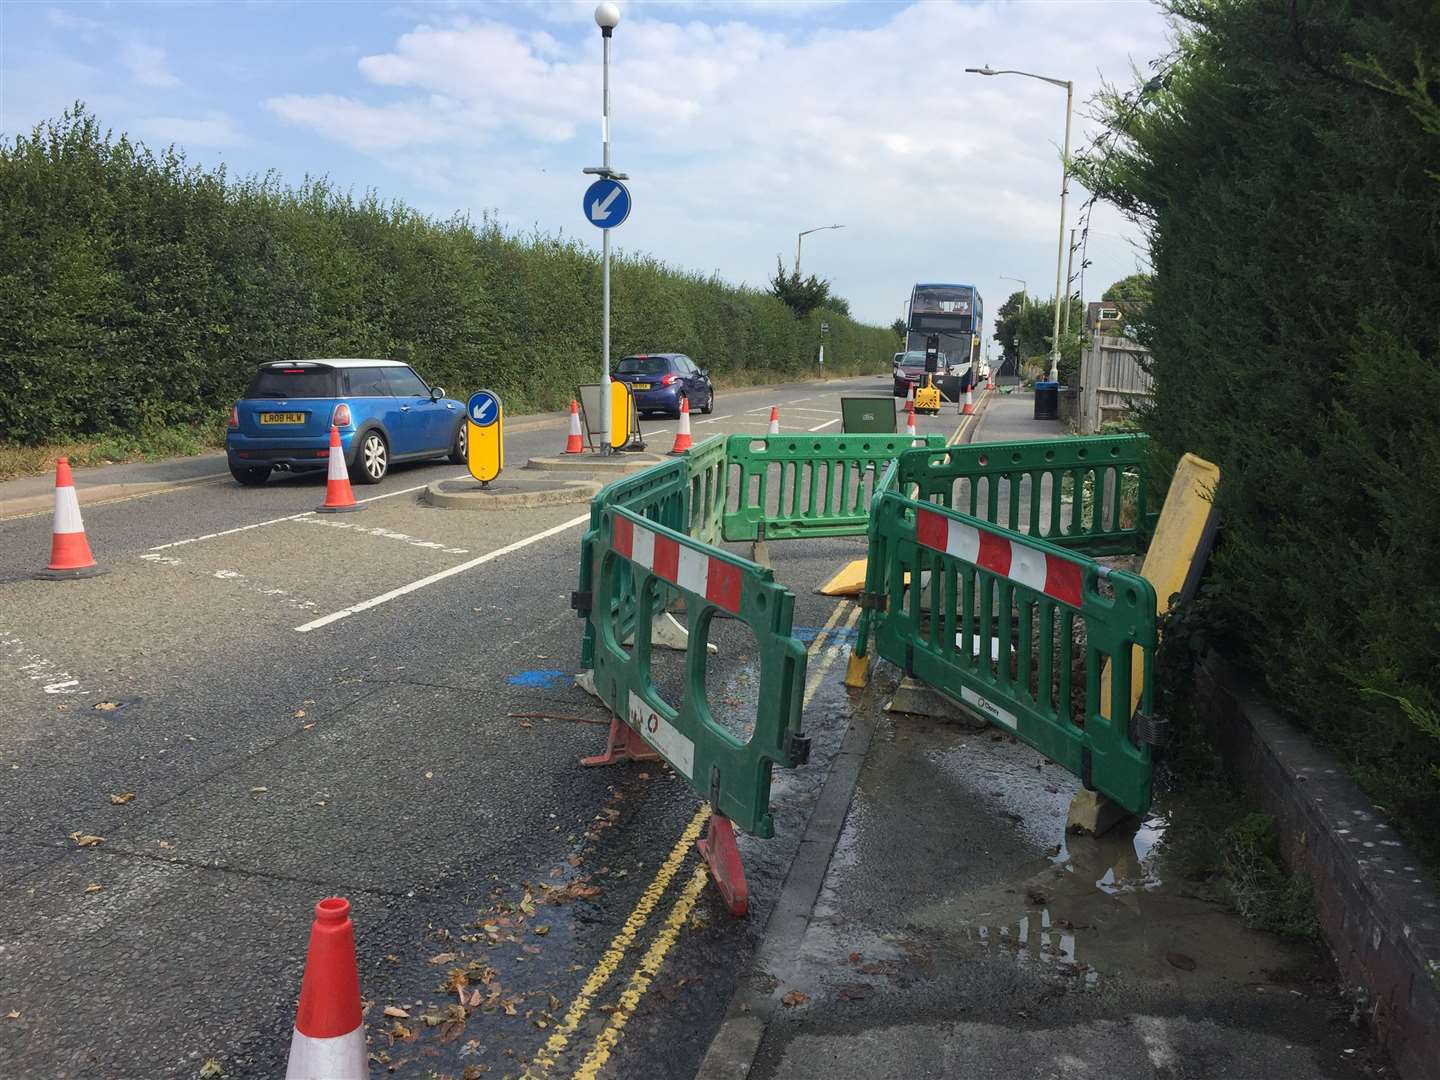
[612,516,742,614]
[52,480,85,536]
[915,507,1083,608]
[286,1024,366,1080]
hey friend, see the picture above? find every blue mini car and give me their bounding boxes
[226,359,466,485]
[611,354,715,419]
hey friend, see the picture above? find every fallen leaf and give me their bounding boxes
[519,893,537,917]
[421,1012,444,1028]
[108,793,135,805]
[93,702,120,712]
[424,771,434,780]
[382,1005,410,1019]
[198,1060,223,1078]
[84,883,104,893]
[429,952,458,965]
[462,1065,489,1079]
[533,925,549,936]
[250,787,268,794]
[302,723,315,731]
[781,990,810,1008]
[294,710,306,719]
[847,952,862,964]
[69,832,104,847]
[1166,951,1197,972]
[5,1010,19,1020]
[158,840,172,849]
[387,1021,415,1042]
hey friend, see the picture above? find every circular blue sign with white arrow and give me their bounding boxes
[467,390,500,427]
[583,178,631,230]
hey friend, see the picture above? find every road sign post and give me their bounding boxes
[466,390,504,484]
[585,3,629,457]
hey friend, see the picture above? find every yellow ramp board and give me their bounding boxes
[1101,452,1221,718]
[819,558,869,596]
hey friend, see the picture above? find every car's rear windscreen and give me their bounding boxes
[615,357,669,375]
[246,367,338,398]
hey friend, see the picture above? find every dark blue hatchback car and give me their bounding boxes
[226,359,466,485]
[611,354,714,419]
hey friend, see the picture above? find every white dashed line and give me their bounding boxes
[293,512,590,632]
[807,419,841,431]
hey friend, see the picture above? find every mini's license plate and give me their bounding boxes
[631,383,651,391]
[260,412,304,424]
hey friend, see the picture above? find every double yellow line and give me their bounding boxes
[527,600,860,1079]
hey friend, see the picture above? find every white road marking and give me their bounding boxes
[146,476,461,552]
[290,516,469,554]
[141,555,320,610]
[293,512,591,632]
[1,631,87,696]
[149,511,313,551]
[808,419,841,431]
[694,414,733,425]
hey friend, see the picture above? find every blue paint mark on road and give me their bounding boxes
[793,626,859,644]
[509,669,567,688]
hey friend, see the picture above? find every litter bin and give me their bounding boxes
[1033,380,1060,421]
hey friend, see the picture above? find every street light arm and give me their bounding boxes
[965,66,1071,90]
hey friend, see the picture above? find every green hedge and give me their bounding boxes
[0,108,892,444]
[1077,1,1440,862]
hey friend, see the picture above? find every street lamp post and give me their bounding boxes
[592,2,622,453]
[999,275,1027,369]
[794,224,843,277]
[966,65,1073,382]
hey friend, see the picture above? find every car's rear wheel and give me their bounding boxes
[448,420,466,464]
[700,388,714,414]
[229,464,271,486]
[351,431,388,484]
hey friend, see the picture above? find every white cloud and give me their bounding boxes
[138,111,248,149]
[266,0,1173,322]
[46,7,101,33]
[122,40,180,88]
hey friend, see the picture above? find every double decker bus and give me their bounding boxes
[906,282,983,377]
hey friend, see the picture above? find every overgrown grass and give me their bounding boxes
[0,419,225,481]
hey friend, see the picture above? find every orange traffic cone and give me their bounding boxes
[316,426,362,513]
[963,383,976,415]
[669,397,693,454]
[767,406,780,435]
[563,399,585,454]
[986,371,994,391]
[904,399,917,439]
[286,897,367,1080]
[36,457,103,579]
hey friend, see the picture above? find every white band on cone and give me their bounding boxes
[327,441,348,481]
[286,1025,367,1080]
[53,485,85,535]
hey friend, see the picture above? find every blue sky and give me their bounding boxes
[1,1,1174,329]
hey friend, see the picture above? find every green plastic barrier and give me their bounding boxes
[576,457,689,670]
[895,434,1157,556]
[588,506,809,836]
[723,432,946,542]
[685,434,728,548]
[859,491,1159,814]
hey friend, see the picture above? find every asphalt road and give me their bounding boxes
[0,373,955,1079]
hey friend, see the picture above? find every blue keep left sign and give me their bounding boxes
[583,178,631,230]
[468,391,500,427]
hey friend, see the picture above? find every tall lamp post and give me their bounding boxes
[999,275,1026,369]
[966,65,1072,382]
[794,224,843,277]
[586,2,625,453]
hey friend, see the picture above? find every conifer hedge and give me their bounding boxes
[1078,0,1440,860]
[0,108,890,445]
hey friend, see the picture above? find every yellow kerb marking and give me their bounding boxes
[526,599,854,1076]
[570,864,712,1080]
[522,807,709,1075]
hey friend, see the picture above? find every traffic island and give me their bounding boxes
[422,475,600,510]
[525,452,667,475]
